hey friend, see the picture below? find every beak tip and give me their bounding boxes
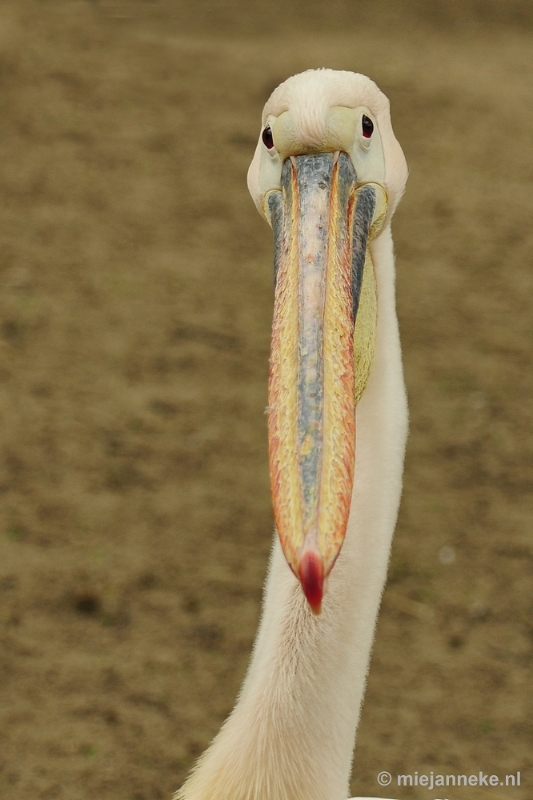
[299,550,324,615]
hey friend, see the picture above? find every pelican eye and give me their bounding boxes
[262,126,274,150]
[362,115,374,138]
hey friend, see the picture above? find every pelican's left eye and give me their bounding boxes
[262,126,275,149]
[362,115,374,138]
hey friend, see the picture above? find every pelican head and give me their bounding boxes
[247,70,408,613]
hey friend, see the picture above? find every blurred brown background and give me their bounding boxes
[0,1,532,798]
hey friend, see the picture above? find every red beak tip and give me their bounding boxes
[299,551,324,615]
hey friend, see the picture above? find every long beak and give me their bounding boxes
[266,152,383,614]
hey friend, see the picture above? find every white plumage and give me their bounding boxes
[177,69,412,800]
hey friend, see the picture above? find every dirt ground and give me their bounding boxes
[0,1,532,799]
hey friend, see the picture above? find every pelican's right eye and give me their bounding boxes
[262,126,275,149]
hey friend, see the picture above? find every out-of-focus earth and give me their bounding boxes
[0,2,531,798]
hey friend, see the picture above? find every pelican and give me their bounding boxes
[176,69,411,800]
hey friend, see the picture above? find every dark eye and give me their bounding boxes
[362,115,374,138]
[262,126,274,149]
